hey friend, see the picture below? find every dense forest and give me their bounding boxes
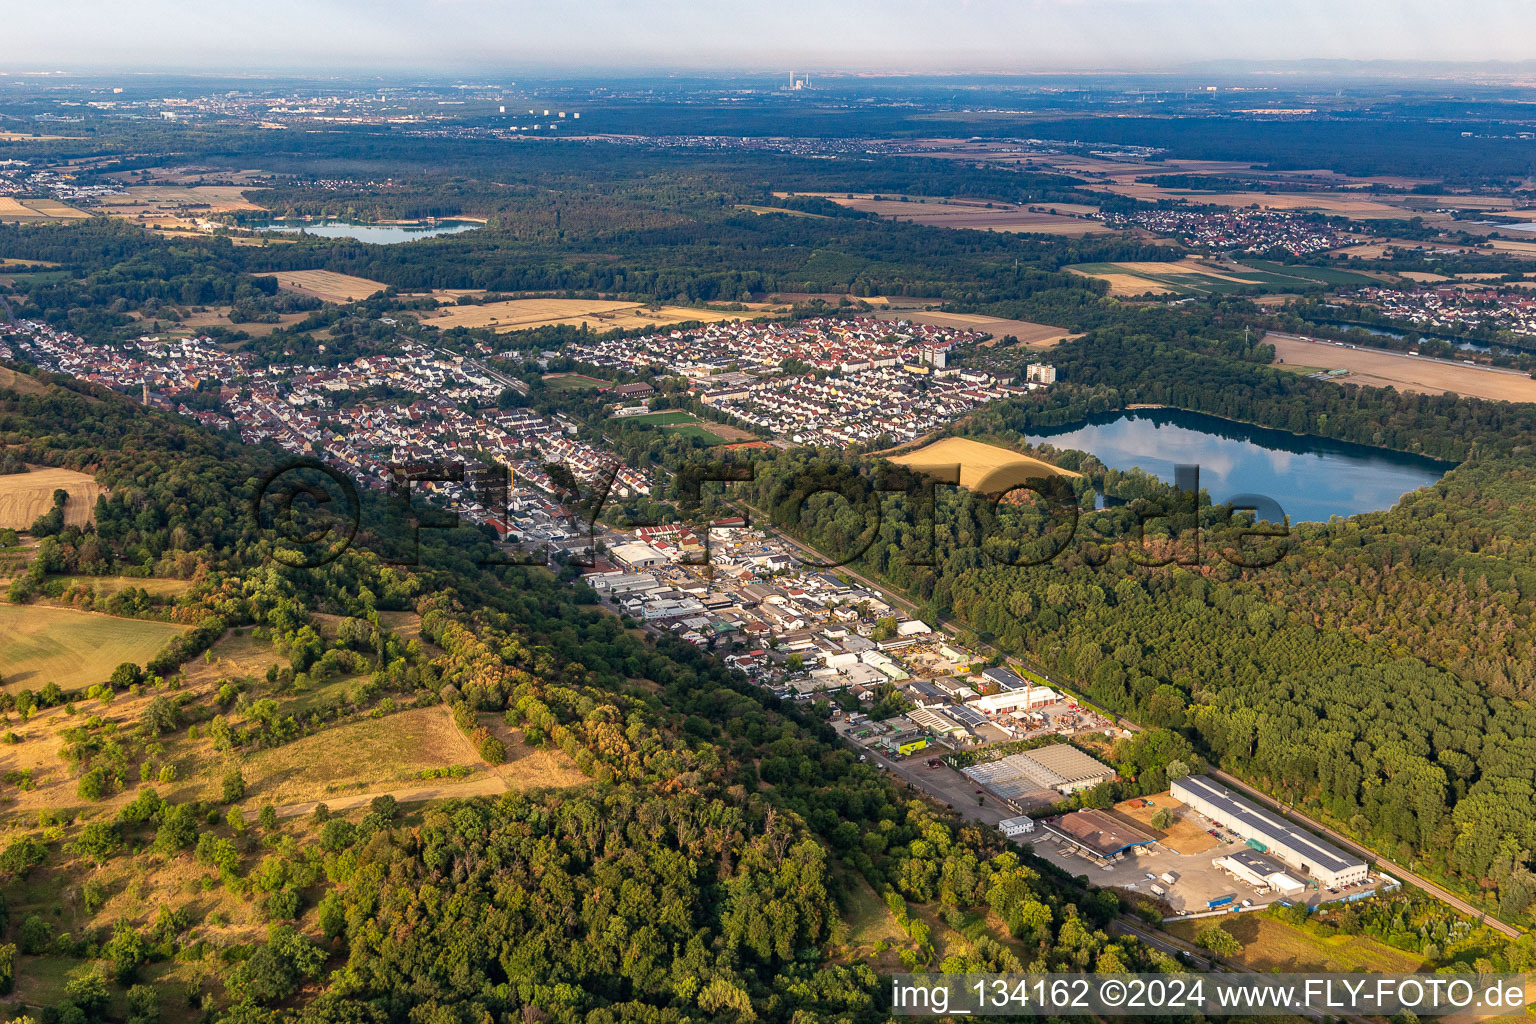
[734,320,1536,925]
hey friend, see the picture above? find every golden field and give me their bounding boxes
[0,466,104,529]
[420,297,751,333]
[268,269,389,303]
[873,310,1077,347]
[889,436,1078,493]
[0,197,89,222]
[1269,334,1536,404]
[0,604,188,692]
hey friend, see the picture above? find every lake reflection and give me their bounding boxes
[1030,409,1451,522]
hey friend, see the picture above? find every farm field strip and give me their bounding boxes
[0,197,89,221]
[421,297,752,333]
[872,309,1076,347]
[267,269,389,303]
[1267,333,1536,404]
[786,192,1112,235]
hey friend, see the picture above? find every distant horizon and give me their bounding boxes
[11,58,1536,85]
[8,0,1536,78]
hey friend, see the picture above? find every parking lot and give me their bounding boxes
[1029,827,1263,914]
[1025,793,1394,918]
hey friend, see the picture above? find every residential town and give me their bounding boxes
[569,315,1032,446]
[1,320,647,547]
[1099,206,1345,254]
[1,310,1101,802]
[1342,283,1536,340]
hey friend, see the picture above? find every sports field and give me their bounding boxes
[620,410,746,444]
[0,604,188,692]
[889,436,1078,493]
[269,269,389,303]
[421,297,749,333]
[1268,334,1536,403]
[542,372,609,391]
[0,466,104,530]
[623,411,698,426]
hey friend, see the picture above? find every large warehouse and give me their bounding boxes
[962,743,1115,799]
[1171,776,1368,888]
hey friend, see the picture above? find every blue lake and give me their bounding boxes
[1029,409,1452,522]
[249,219,482,244]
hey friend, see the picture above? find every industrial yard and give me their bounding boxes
[1026,778,1399,921]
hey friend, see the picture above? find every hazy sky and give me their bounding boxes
[10,0,1536,74]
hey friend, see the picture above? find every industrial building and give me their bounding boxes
[999,815,1037,838]
[1215,849,1306,895]
[968,685,1060,715]
[962,743,1114,800]
[1171,776,1368,888]
[1048,809,1157,860]
[1013,743,1115,794]
[610,541,668,569]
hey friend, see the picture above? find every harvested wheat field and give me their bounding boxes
[0,197,89,222]
[421,297,750,333]
[889,436,1078,494]
[1268,334,1536,403]
[1070,270,1175,297]
[0,131,84,142]
[873,310,1076,347]
[268,269,389,303]
[1487,238,1536,257]
[0,467,104,529]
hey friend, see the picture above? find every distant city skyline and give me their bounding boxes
[8,0,1536,75]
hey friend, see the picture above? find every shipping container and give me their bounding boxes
[1207,894,1236,909]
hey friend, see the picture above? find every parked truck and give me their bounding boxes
[1149,884,1167,897]
[1207,894,1236,909]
